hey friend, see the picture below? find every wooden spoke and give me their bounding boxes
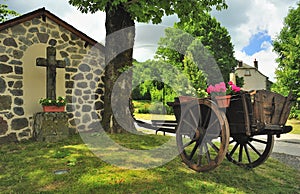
[249,137,268,144]
[204,143,211,164]
[182,119,196,130]
[229,139,235,144]
[208,141,220,153]
[183,139,196,149]
[247,142,262,157]
[226,134,274,168]
[238,145,243,162]
[189,142,199,160]
[176,99,229,172]
[188,109,199,127]
[229,142,239,157]
[197,145,203,166]
[206,119,219,131]
[202,108,211,128]
[244,145,252,163]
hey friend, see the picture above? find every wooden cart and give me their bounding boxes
[167,90,294,172]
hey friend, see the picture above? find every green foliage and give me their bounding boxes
[0,2,19,22]
[68,0,229,132]
[289,106,299,119]
[133,100,151,114]
[273,2,300,100]
[182,52,208,97]
[236,74,245,88]
[39,96,67,107]
[133,100,174,115]
[155,14,236,99]
[156,28,194,69]
[69,0,227,24]
[176,12,236,82]
[132,60,197,101]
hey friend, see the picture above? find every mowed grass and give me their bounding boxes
[0,133,299,194]
[287,119,300,135]
[134,113,175,121]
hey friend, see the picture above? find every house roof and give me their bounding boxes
[0,7,104,52]
[236,62,255,69]
[236,62,269,79]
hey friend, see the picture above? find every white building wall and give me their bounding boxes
[236,68,267,91]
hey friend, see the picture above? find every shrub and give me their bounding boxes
[289,106,299,119]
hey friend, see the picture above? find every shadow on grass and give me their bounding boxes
[0,134,299,193]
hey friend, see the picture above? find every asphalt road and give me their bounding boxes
[273,133,300,156]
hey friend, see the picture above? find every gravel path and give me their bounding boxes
[270,152,300,171]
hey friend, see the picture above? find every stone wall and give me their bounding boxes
[33,112,69,142]
[0,15,105,143]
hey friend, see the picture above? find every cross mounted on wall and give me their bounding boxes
[36,46,66,100]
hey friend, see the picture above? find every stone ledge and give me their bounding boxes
[33,112,70,142]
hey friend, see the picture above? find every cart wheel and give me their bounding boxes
[226,134,274,168]
[176,99,230,172]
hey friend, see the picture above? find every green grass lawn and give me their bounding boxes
[0,133,299,193]
[134,113,175,121]
[287,119,300,135]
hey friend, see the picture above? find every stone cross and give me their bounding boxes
[36,46,66,100]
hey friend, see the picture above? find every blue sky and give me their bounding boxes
[242,31,272,56]
[3,0,299,81]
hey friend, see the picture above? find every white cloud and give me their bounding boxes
[212,0,298,81]
[62,7,106,44]
[5,0,299,81]
[261,41,272,49]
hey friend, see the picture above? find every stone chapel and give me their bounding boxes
[0,8,105,143]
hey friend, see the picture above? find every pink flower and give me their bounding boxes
[206,85,214,94]
[232,85,241,92]
[206,81,241,96]
[215,82,226,93]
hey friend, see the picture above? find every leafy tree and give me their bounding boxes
[0,2,19,22]
[132,59,195,102]
[156,12,236,85]
[182,52,208,97]
[273,2,300,101]
[69,0,228,133]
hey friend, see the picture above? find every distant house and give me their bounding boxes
[235,59,272,91]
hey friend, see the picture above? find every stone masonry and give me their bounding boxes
[0,9,105,143]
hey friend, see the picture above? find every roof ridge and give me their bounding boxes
[0,7,104,51]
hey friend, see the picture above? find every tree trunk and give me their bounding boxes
[101,5,135,133]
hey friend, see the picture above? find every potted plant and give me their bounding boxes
[39,96,67,112]
[206,81,241,108]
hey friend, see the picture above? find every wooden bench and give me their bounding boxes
[151,120,177,135]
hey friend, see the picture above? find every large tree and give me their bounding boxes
[0,3,19,22]
[69,0,228,133]
[156,12,236,84]
[273,2,300,101]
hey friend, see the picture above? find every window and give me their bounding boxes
[244,70,251,76]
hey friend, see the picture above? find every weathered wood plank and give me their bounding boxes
[279,91,294,125]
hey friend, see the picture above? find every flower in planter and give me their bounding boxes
[206,81,241,97]
[39,96,67,107]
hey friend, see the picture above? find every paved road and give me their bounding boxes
[135,120,300,157]
[272,133,300,156]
